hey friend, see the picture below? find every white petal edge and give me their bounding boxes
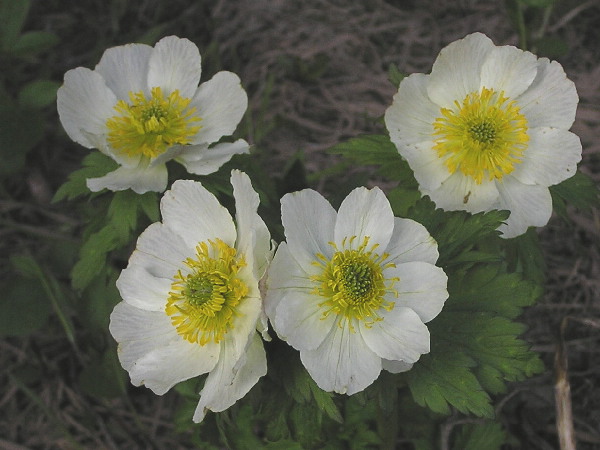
[231,170,272,279]
[280,189,337,275]
[427,32,495,108]
[382,359,414,374]
[404,141,453,192]
[427,171,500,213]
[159,179,236,250]
[147,36,202,98]
[385,73,440,146]
[177,140,250,175]
[388,261,449,323]
[496,178,553,238]
[193,333,267,423]
[57,67,117,149]
[360,306,430,363]
[300,320,382,395]
[86,162,168,194]
[95,43,153,100]
[334,187,394,251]
[385,217,439,265]
[512,128,581,187]
[116,262,172,311]
[480,44,538,98]
[517,58,578,130]
[190,71,248,145]
[128,334,220,395]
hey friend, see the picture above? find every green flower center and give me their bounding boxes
[311,236,398,329]
[166,239,247,345]
[432,87,529,184]
[106,86,201,159]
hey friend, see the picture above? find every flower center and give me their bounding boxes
[311,236,398,330]
[106,87,201,159]
[432,87,529,184]
[166,239,248,345]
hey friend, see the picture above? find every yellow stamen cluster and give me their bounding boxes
[106,87,201,159]
[432,87,529,184]
[166,239,248,345]
[311,236,398,330]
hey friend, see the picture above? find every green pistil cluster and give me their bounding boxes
[311,236,398,330]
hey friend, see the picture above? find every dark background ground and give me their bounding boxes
[1,0,599,448]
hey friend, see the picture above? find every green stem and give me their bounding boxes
[515,1,528,50]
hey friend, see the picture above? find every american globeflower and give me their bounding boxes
[264,187,448,394]
[109,171,272,422]
[57,36,249,194]
[384,32,582,238]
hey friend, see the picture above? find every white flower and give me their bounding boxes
[57,36,249,194]
[109,170,272,422]
[384,32,582,238]
[264,186,448,395]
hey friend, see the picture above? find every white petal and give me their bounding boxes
[382,359,413,374]
[131,222,191,279]
[385,73,440,146]
[301,320,382,395]
[57,67,117,148]
[116,262,172,311]
[264,242,314,323]
[177,140,250,175]
[193,333,267,422]
[388,262,448,323]
[231,170,272,278]
[480,45,538,98]
[95,43,153,99]
[280,189,337,274]
[227,296,263,363]
[275,289,335,352]
[385,217,439,265]
[190,71,248,145]
[129,336,220,395]
[512,128,581,187]
[86,162,168,194]
[427,33,494,108]
[109,302,176,371]
[334,187,394,250]
[427,172,499,213]
[404,141,452,191]
[360,306,430,363]
[496,179,552,238]
[160,179,236,249]
[147,36,201,98]
[517,58,578,129]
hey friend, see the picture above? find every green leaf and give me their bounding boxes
[0,277,50,336]
[0,0,30,51]
[403,197,509,266]
[550,171,600,221]
[452,421,507,450]
[328,134,417,183]
[0,101,44,177]
[11,254,76,344]
[387,64,405,88]
[309,379,343,423]
[53,152,118,202]
[10,30,59,56]
[407,347,494,418]
[18,80,60,109]
[78,348,127,398]
[71,225,122,291]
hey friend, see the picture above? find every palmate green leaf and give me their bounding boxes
[407,345,494,418]
[550,171,600,221]
[53,152,118,202]
[452,421,507,450]
[401,196,509,266]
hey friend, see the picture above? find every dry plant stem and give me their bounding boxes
[555,316,577,450]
